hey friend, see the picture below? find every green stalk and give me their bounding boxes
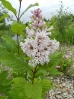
[16,0,22,54]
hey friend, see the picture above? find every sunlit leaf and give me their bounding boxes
[0,14,9,21]
[0,96,8,99]
[20,2,39,18]
[11,23,25,35]
[0,53,29,72]
[25,82,42,99]
[1,0,17,15]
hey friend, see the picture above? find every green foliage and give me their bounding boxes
[35,69,47,79]
[68,67,74,76]
[1,34,16,46]
[0,71,12,95]
[49,1,74,45]
[55,1,72,34]
[0,47,8,56]
[57,54,73,75]
[0,3,12,31]
[8,77,42,99]
[41,79,53,98]
[11,22,25,35]
[8,77,26,99]
[0,53,29,72]
[38,51,63,77]
[0,14,9,21]
[64,27,74,45]
[0,30,14,43]
[0,23,4,26]
[1,0,16,15]
[0,35,17,54]
[8,77,53,99]
[25,83,42,99]
[49,51,62,67]
[39,51,73,76]
[20,2,39,18]
[0,96,8,99]
[47,52,63,76]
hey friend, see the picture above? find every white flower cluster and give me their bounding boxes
[20,8,59,67]
[20,30,59,67]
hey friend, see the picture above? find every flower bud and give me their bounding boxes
[56,66,60,69]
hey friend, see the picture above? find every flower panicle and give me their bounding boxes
[20,8,60,67]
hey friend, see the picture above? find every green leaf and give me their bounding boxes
[41,79,53,97]
[34,78,41,83]
[0,14,9,21]
[1,35,16,46]
[48,51,62,67]
[0,53,28,72]
[12,77,26,92]
[0,96,8,99]
[0,71,8,82]
[0,71,11,94]
[11,20,17,25]
[1,35,18,54]
[8,89,20,99]
[0,48,8,56]
[20,2,39,18]
[25,83,42,99]
[0,23,4,26]
[1,0,16,15]
[9,89,28,99]
[35,69,47,79]
[9,77,26,99]
[2,79,12,86]
[11,23,25,35]
[49,66,63,76]
[42,79,53,91]
[10,78,42,99]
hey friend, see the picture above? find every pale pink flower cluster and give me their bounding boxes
[30,8,45,30]
[20,8,59,67]
[30,8,53,33]
[56,66,60,69]
[63,54,69,59]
